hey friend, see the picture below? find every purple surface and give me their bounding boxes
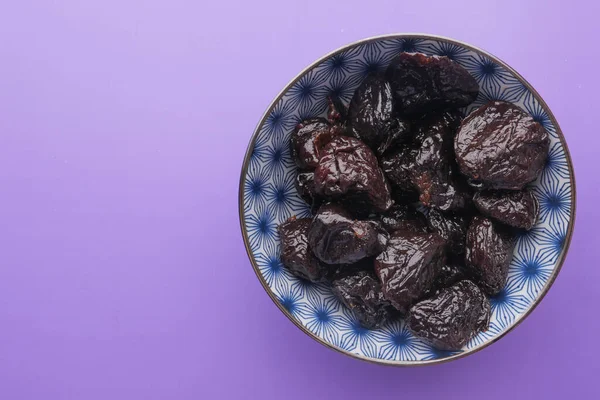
[0,0,597,398]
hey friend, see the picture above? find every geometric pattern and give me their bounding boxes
[240,34,575,365]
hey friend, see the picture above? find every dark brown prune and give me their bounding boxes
[327,95,348,126]
[278,217,326,282]
[295,172,316,204]
[473,189,539,230]
[290,118,337,170]
[378,204,428,233]
[314,136,392,213]
[429,264,467,294]
[385,53,479,115]
[374,231,446,313]
[465,216,516,295]
[455,101,550,190]
[325,257,375,282]
[347,74,410,155]
[407,280,490,351]
[381,146,418,195]
[410,113,468,211]
[308,203,386,265]
[332,270,396,329]
[426,208,469,255]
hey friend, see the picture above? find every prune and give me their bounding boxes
[375,231,446,313]
[378,204,428,233]
[381,146,418,196]
[429,264,467,294]
[332,270,396,329]
[347,74,411,155]
[385,53,479,115]
[411,113,468,211]
[314,136,392,213]
[290,118,337,170]
[407,280,490,351]
[426,208,469,255]
[278,217,326,282]
[308,203,386,265]
[473,189,539,230]
[465,216,516,295]
[455,101,550,190]
[327,95,348,126]
[295,172,316,204]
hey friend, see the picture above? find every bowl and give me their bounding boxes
[239,34,575,365]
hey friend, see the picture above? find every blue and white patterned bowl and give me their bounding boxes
[239,34,575,365]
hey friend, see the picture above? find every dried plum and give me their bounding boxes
[308,203,386,265]
[385,53,479,115]
[332,270,396,329]
[455,101,550,190]
[375,231,446,313]
[410,113,468,211]
[465,216,516,295]
[378,204,428,233]
[473,189,539,230]
[295,172,316,204]
[430,264,467,293]
[314,136,392,213]
[426,208,469,255]
[278,217,326,282]
[381,146,418,197]
[407,280,490,351]
[347,74,410,155]
[290,118,337,170]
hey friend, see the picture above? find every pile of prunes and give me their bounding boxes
[278,52,549,351]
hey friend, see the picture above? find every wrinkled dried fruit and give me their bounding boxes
[426,208,469,255]
[291,118,337,170]
[411,113,468,211]
[424,264,468,298]
[385,52,479,115]
[278,217,326,282]
[381,146,418,197]
[465,216,516,295]
[455,101,550,190]
[378,204,428,233]
[407,280,490,351]
[347,74,411,155]
[332,270,396,329]
[308,203,386,265]
[375,231,446,313]
[295,172,316,204]
[473,189,539,230]
[314,136,392,213]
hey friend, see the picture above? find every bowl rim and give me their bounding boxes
[238,33,577,367]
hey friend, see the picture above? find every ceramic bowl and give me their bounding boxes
[239,34,575,365]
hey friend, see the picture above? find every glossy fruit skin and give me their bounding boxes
[378,204,428,233]
[332,270,396,329]
[347,74,411,155]
[411,112,468,211]
[407,280,491,351]
[278,217,327,282]
[381,146,419,197]
[308,203,387,265]
[455,101,550,190]
[426,208,469,255]
[428,264,468,295]
[473,189,539,230]
[290,118,337,170]
[375,231,446,313]
[314,136,392,213]
[465,216,516,295]
[385,52,479,115]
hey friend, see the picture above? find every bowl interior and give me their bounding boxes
[240,35,574,365]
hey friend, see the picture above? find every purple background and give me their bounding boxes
[0,1,597,399]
